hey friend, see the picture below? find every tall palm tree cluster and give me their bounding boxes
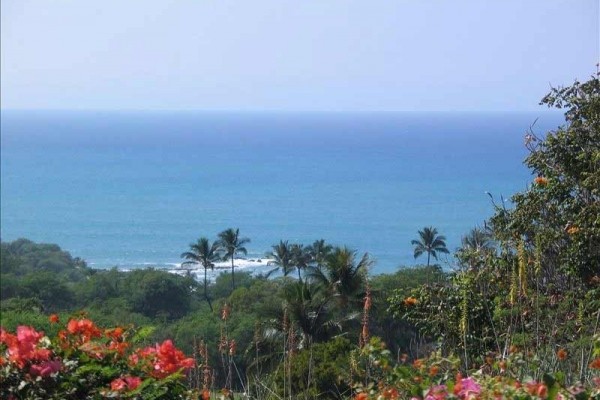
[263,242,373,347]
[182,233,373,345]
[180,228,249,311]
[183,227,452,344]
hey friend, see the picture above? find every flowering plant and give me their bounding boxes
[351,338,600,400]
[0,315,196,399]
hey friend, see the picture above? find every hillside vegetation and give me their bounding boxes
[1,74,599,399]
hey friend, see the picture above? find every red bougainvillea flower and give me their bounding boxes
[49,314,59,324]
[29,359,62,378]
[132,340,194,379]
[2,326,51,368]
[110,375,142,392]
[0,328,17,347]
[66,318,102,342]
[104,327,129,356]
[105,327,124,340]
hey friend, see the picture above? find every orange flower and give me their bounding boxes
[534,176,548,186]
[590,357,600,369]
[429,365,439,376]
[66,318,102,342]
[525,382,547,397]
[105,327,124,340]
[403,297,418,307]
[202,388,211,400]
[567,226,580,235]
[49,314,59,324]
[499,360,507,372]
[557,348,567,361]
[355,393,368,400]
[382,387,399,399]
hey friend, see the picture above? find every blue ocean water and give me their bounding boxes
[0,111,563,274]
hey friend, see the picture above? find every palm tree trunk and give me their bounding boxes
[231,257,235,291]
[204,267,213,312]
[297,266,302,282]
[427,252,431,267]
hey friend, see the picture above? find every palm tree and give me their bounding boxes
[283,281,336,343]
[181,237,221,311]
[306,239,333,271]
[457,226,495,269]
[217,228,250,291]
[461,226,494,252]
[308,246,372,309]
[411,226,449,266]
[290,244,311,282]
[265,240,293,278]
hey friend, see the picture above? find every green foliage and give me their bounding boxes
[491,74,599,284]
[271,337,354,399]
[125,269,195,320]
[1,238,91,280]
[210,271,257,300]
[387,75,600,385]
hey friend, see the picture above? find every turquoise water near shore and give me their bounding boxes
[0,111,563,274]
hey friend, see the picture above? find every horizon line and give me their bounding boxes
[0,107,559,114]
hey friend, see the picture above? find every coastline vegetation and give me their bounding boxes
[1,75,599,398]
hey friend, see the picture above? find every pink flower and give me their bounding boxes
[3,326,51,368]
[29,360,62,377]
[454,377,481,399]
[111,378,127,391]
[111,375,142,392]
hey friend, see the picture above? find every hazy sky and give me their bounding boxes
[1,0,598,111]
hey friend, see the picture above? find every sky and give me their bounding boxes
[1,0,598,112]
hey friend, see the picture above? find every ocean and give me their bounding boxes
[0,110,564,275]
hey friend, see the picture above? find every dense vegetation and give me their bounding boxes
[1,74,599,399]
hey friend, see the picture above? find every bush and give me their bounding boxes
[0,316,196,399]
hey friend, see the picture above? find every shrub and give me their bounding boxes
[0,316,196,399]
